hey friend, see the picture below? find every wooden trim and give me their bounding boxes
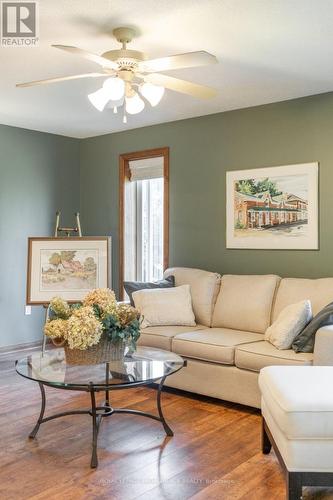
[119,158,126,302]
[26,236,111,305]
[119,147,170,300]
[163,147,170,273]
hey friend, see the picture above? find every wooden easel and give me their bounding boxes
[54,211,82,237]
[42,212,82,354]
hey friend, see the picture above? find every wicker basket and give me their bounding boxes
[64,335,126,365]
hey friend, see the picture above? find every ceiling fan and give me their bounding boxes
[17,27,218,122]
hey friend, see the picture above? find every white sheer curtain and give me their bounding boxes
[124,156,164,283]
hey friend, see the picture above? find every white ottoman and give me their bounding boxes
[259,366,333,500]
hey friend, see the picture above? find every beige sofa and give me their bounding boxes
[137,267,333,408]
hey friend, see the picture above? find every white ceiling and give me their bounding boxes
[1,0,333,138]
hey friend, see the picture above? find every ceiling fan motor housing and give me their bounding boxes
[102,49,145,64]
[102,28,147,77]
[101,46,146,81]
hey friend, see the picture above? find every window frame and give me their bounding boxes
[119,147,169,300]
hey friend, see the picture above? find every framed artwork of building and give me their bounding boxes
[27,237,111,304]
[226,162,319,250]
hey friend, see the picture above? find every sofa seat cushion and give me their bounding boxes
[172,328,263,365]
[137,324,204,350]
[212,274,281,333]
[259,366,333,439]
[235,340,313,372]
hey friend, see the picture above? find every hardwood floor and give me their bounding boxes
[0,347,332,500]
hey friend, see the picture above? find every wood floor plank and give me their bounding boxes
[1,347,332,499]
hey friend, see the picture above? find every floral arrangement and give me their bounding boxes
[44,289,141,351]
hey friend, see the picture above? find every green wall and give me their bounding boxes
[2,91,333,348]
[80,92,333,297]
[0,125,80,348]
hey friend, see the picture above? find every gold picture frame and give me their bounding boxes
[27,237,111,305]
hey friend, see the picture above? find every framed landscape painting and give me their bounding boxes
[226,162,319,250]
[27,237,111,304]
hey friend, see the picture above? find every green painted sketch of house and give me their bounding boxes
[234,190,308,229]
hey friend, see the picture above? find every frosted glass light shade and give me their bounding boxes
[125,92,145,114]
[140,82,165,106]
[103,77,125,101]
[88,88,110,112]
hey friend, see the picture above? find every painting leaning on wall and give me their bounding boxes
[226,162,319,250]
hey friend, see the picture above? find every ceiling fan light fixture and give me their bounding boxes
[88,87,110,112]
[102,77,125,101]
[125,92,145,114]
[140,82,165,106]
[18,29,218,125]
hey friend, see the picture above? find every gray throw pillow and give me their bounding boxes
[292,301,333,353]
[124,275,175,306]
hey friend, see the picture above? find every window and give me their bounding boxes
[133,176,164,282]
[119,148,169,299]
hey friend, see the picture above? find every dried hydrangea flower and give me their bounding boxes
[115,303,140,327]
[83,288,117,317]
[44,318,68,340]
[66,306,103,350]
[49,297,71,319]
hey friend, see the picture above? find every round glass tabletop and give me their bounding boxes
[16,346,184,389]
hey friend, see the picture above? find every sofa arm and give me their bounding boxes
[313,325,333,365]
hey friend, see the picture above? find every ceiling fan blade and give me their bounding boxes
[138,51,217,73]
[145,73,217,99]
[52,45,118,70]
[16,72,107,88]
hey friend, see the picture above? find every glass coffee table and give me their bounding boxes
[16,346,185,468]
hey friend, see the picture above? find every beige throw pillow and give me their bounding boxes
[132,285,196,329]
[265,300,312,350]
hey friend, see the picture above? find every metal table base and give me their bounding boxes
[29,375,173,468]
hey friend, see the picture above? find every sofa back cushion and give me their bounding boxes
[164,267,221,327]
[212,274,281,333]
[272,278,333,321]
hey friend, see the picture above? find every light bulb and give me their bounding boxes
[113,106,117,114]
[140,82,164,106]
[88,88,110,112]
[125,92,145,115]
[103,77,125,101]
